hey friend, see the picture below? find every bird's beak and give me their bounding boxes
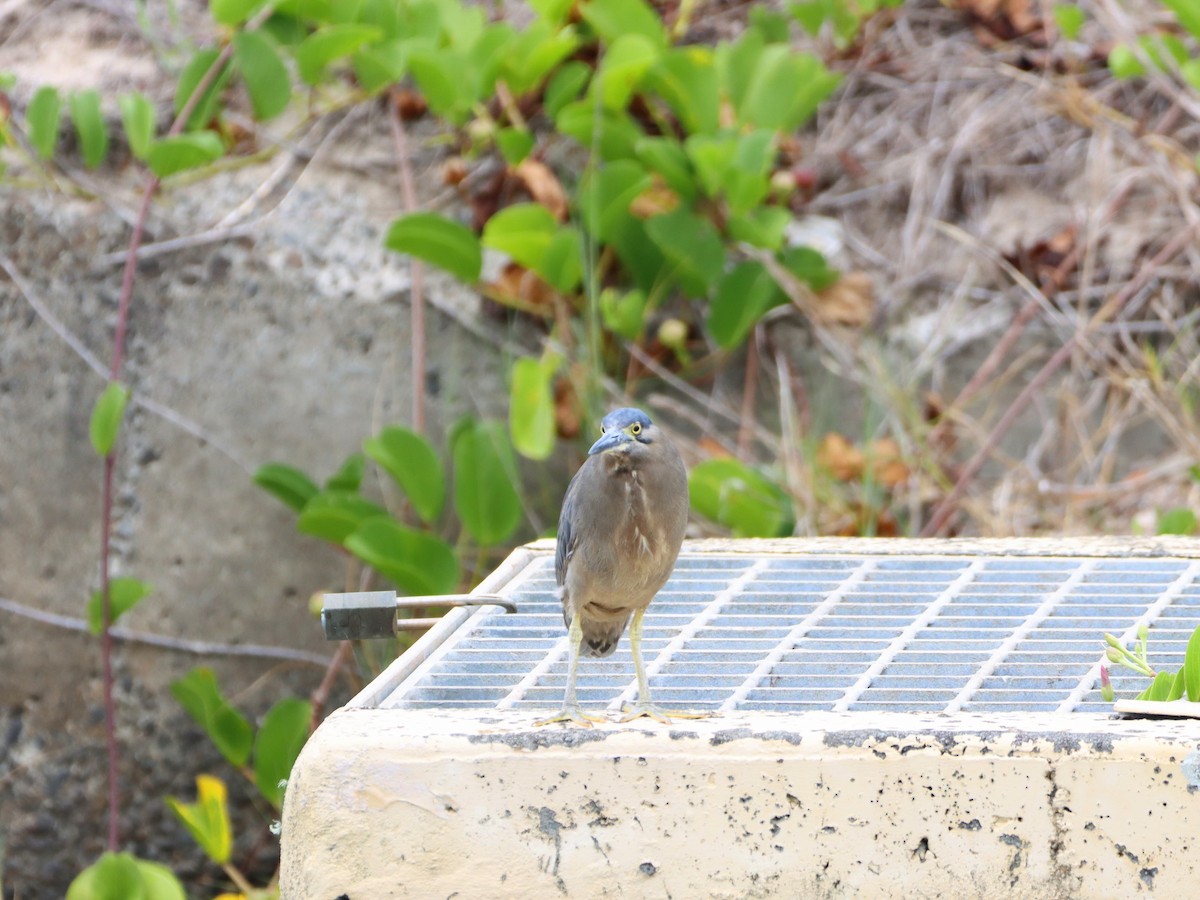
[588,429,631,456]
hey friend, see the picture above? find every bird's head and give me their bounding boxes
[588,407,660,458]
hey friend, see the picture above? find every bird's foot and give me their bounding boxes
[619,701,713,724]
[534,704,608,728]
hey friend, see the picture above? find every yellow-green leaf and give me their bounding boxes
[27,85,61,159]
[90,381,129,457]
[384,212,482,283]
[509,357,557,460]
[118,93,155,159]
[165,775,233,864]
[86,577,153,635]
[234,30,291,120]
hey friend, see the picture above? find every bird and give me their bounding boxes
[535,407,697,727]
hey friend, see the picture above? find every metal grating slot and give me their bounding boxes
[382,551,1200,714]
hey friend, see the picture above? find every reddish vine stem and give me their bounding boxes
[921,225,1198,538]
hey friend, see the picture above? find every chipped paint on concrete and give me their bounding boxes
[280,709,1200,898]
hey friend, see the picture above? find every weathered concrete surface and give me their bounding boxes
[281,708,1200,899]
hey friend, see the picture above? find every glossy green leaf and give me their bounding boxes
[543,61,591,118]
[595,32,660,110]
[1146,670,1175,702]
[68,90,107,168]
[175,49,232,130]
[211,0,266,25]
[708,261,786,349]
[146,132,224,177]
[27,85,61,159]
[90,381,129,457]
[599,287,647,340]
[165,775,233,864]
[482,202,557,271]
[344,517,459,593]
[118,93,155,159]
[325,453,365,492]
[296,24,382,84]
[86,577,153,635]
[644,208,725,297]
[1156,507,1197,536]
[1108,44,1145,79]
[253,462,320,513]
[363,426,445,524]
[452,418,522,545]
[234,30,291,120]
[253,697,311,808]
[384,212,482,283]
[297,490,387,544]
[1185,623,1200,702]
[1052,5,1084,40]
[510,357,557,460]
[689,458,794,537]
[67,852,186,900]
[581,0,666,46]
[170,668,253,767]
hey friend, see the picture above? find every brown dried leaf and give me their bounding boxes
[817,432,865,482]
[867,437,910,488]
[813,272,874,327]
[392,88,428,121]
[554,376,582,440]
[629,183,681,219]
[485,262,557,316]
[514,159,569,221]
[952,0,1042,41]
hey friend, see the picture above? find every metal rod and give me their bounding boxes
[321,591,517,641]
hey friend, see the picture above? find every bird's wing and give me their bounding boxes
[555,467,584,589]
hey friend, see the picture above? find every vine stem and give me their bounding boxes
[388,92,426,433]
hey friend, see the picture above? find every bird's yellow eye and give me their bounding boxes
[630,423,642,436]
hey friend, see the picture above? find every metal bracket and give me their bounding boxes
[320,591,517,640]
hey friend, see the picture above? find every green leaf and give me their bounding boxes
[720,32,840,130]
[647,47,719,135]
[253,697,311,808]
[26,85,61,159]
[68,90,108,168]
[344,517,459,593]
[67,853,142,900]
[165,775,233,864]
[90,382,129,457]
[67,852,185,900]
[1156,507,1197,536]
[555,99,645,161]
[384,212,482,283]
[297,490,387,544]
[211,0,266,25]
[1108,44,1145,79]
[529,0,574,23]
[482,203,558,271]
[407,46,470,122]
[1185,623,1200,702]
[170,669,253,767]
[780,245,839,291]
[595,32,660,111]
[325,453,365,492]
[581,0,667,47]
[86,577,153,635]
[145,132,224,177]
[689,458,794,537]
[503,21,582,95]
[1052,4,1084,40]
[543,61,591,118]
[353,39,409,94]
[539,226,584,292]
[1162,0,1200,40]
[1182,58,1200,93]
[234,30,291,120]
[510,357,557,460]
[644,208,726,297]
[728,206,791,250]
[708,261,786,349]
[636,136,698,202]
[253,462,320,513]
[1146,670,1175,702]
[175,49,232,130]
[1139,33,1187,71]
[362,426,445,524]
[599,287,647,340]
[296,24,382,84]
[452,418,522,545]
[750,5,793,42]
[495,127,535,165]
[1168,665,1187,701]
[118,93,155,159]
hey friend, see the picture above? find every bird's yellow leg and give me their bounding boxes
[620,608,711,723]
[535,614,607,727]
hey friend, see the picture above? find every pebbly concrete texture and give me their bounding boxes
[281,707,1200,899]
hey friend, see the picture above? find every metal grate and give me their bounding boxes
[381,551,1200,714]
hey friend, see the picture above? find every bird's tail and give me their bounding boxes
[563,606,631,658]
